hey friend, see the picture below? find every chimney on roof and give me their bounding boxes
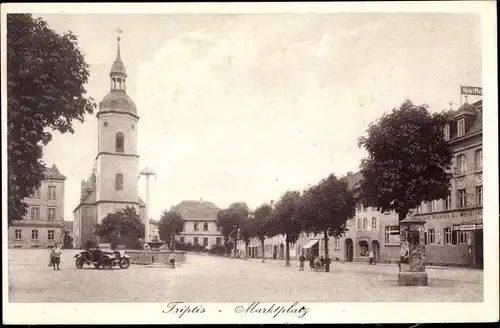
[347,171,353,176]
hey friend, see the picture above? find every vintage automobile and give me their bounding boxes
[74,248,130,269]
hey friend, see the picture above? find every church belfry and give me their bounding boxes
[94,30,141,222]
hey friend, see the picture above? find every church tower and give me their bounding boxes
[95,33,140,222]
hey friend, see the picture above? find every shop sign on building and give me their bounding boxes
[460,224,476,231]
[417,209,482,221]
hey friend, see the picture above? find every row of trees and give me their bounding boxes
[215,174,356,272]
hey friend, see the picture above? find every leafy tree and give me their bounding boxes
[268,191,305,267]
[358,99,452,221]
[216,209,233,256]
[94,206,144,247]
[302,174,356,271]
[7,14,95,226]
[238,216,256,258]
[253,203,273,263]
[216,203,250,257]
[227,202,250,257]
[158,210,184,248]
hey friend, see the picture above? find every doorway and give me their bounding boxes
[475,230,483,269]
[371,240,380,263]
[345,238,353,262]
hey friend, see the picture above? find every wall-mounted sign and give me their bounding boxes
[461,86,483,96]
[460,224,476,231]
[453,225,461,231]
[417,209,482,221]
[476,224,483,229]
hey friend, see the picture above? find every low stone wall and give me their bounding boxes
[125,250,187,265]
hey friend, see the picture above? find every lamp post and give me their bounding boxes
[139,167,156,243]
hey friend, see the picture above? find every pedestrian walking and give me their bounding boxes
[299,253,305,271]
[50,242,62,270]
[368,249,374,265]
[309,255,315,271]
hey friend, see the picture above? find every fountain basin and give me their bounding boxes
[125,250,187,265]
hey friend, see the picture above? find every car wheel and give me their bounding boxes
[75,258,83,269]
[119,258,130,269]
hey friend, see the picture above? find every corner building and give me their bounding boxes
[9,165,67,248]
[380,100,483,268]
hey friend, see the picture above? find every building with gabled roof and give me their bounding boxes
[172,200,223,248]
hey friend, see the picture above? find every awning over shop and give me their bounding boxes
[303,240,319,249]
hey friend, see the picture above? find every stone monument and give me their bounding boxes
[398,213,428,286]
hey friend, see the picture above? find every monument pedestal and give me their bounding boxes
[398,271,428,286]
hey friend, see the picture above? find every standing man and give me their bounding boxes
[50,242,62,270]
[169,251,176,269]
[368,249,375,265]
[299,252,306,271]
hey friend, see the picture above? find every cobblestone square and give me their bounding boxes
[8,249,483,302]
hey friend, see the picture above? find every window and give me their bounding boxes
[194,237,199,245]
[180,237,185,243]
[33,188,40,199]
[457,189,467,208]
[357,218,362,230]
[385,226,400,245]
[48,186,56,200]
[334,238,341,250]
[443,124,450,141]
[31,229,39,240]
[47,208,56,220]
[456,155,467,175]
[216,237,222,245]
[444,227,452,244]
[475,149,482,171]
[444,195,452,210]
[362,218,368,230]
[428,229,436,244]
[371,217,377,230]
[203,237,208,247]
[458,231,468,244]
[476,186,483,206]
[31,207,40,220]
[457,118,465,137]
[193,223,199,231]
[116,132,124,153]
[426,201,432,213]
[15,229,22,240]
[203,223,208,231]
[48,230,55,240]
[115,173,123,191]
[216,225,221,231]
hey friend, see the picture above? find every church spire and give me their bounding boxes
[110,27,127,91]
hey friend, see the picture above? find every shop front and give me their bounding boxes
[416,208,483,268]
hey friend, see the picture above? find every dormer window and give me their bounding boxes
[443,124,450,141]
[457,118,465,137]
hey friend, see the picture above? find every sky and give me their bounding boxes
[36,13,482,221]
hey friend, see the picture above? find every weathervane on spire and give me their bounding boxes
[115,27,123,41]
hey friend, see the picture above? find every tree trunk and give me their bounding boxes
[324,230,330,272]
[233,236,238,258]
[261,237,265,263]
[245,241,249,258]
[285,236,291,267]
